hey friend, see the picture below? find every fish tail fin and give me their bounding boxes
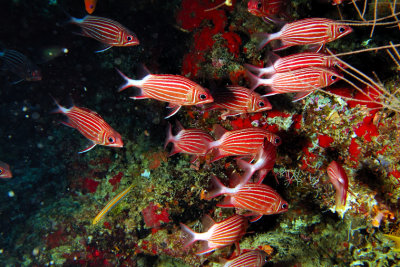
[115,68,143,92]
[205,175,228,200]
[236,159,254,185]
[252,32,271,50]
[50,95,68,114]
[244,63,265,77]
[180,223,198,248]
[164,122,175,149]
[245,69,262,91]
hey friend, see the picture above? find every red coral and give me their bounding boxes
[221,32,242,57]
[182,52,205,78]
[349,138,361,162]
[194,27,216,51]
[318,134,334,148]
[109,172,123,187]
[45,226,69,249]
[83,178,100,193]
[292,114,303,130]
[142,202,170,229]
[354,115,379,142]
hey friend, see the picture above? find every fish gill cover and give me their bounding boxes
[1,0,400,266]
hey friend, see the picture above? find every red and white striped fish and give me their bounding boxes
[69,15,139,52]
[117,69,214,118]
[222,250,268,267]
[248,0,287,23]
[53,100,123,153]
[327,161,349,209]
[207,86,272,119]
[180,214,248,255]
[0,161,12,179]
[247,67,341,101]
[256,18,353,51]
[164,121,214,163]
[208,125,281,162]
[206,174,288,222]
[245,52,346,77]
[236,141,277,185]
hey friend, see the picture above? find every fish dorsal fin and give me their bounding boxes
[174,120,185,133]
[76,107,103,119]
[213,124,227,140]
[201,215,216,232]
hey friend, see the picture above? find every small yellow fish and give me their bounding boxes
[92,185,133,225]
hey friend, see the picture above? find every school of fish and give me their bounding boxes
[0,0,357,265]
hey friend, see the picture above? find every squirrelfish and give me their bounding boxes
[245,52,345,77]
[247,67,341,101]
[208,125,280,162]
[236,141,277,184]
[117,69,214,118]
[69,15,139,52]
[256,18,352,51]
[248,0,287,23]
[84,0,98,14]
[164,121,214,163]
[53,100,123,153]
[0,49,41,83]
[180,214,248,255]
[327,161,348,211]
[222,250,268,267]
[206,174,288,222]
[207,86,272,119]
[0,161,12,179]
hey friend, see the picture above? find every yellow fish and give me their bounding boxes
[93,185,133,225]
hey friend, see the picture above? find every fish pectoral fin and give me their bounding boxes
[59,120,74,128]
[94,45,112,53]
[293,91,314,102]
[249,214,263,223]
[78,143,97,154]
[221,110,240,120]
[164,105,181,119]
[196,242,215,255]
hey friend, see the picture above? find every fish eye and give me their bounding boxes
[257,0,262,9]
[274,137,281,145]
[199,94,207,100]
[127,35,133,41]
[108,136,116,143]
[330,75,337,80]
[338,27,345,33]
[258,101,265,107]
[282,203,288,209]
